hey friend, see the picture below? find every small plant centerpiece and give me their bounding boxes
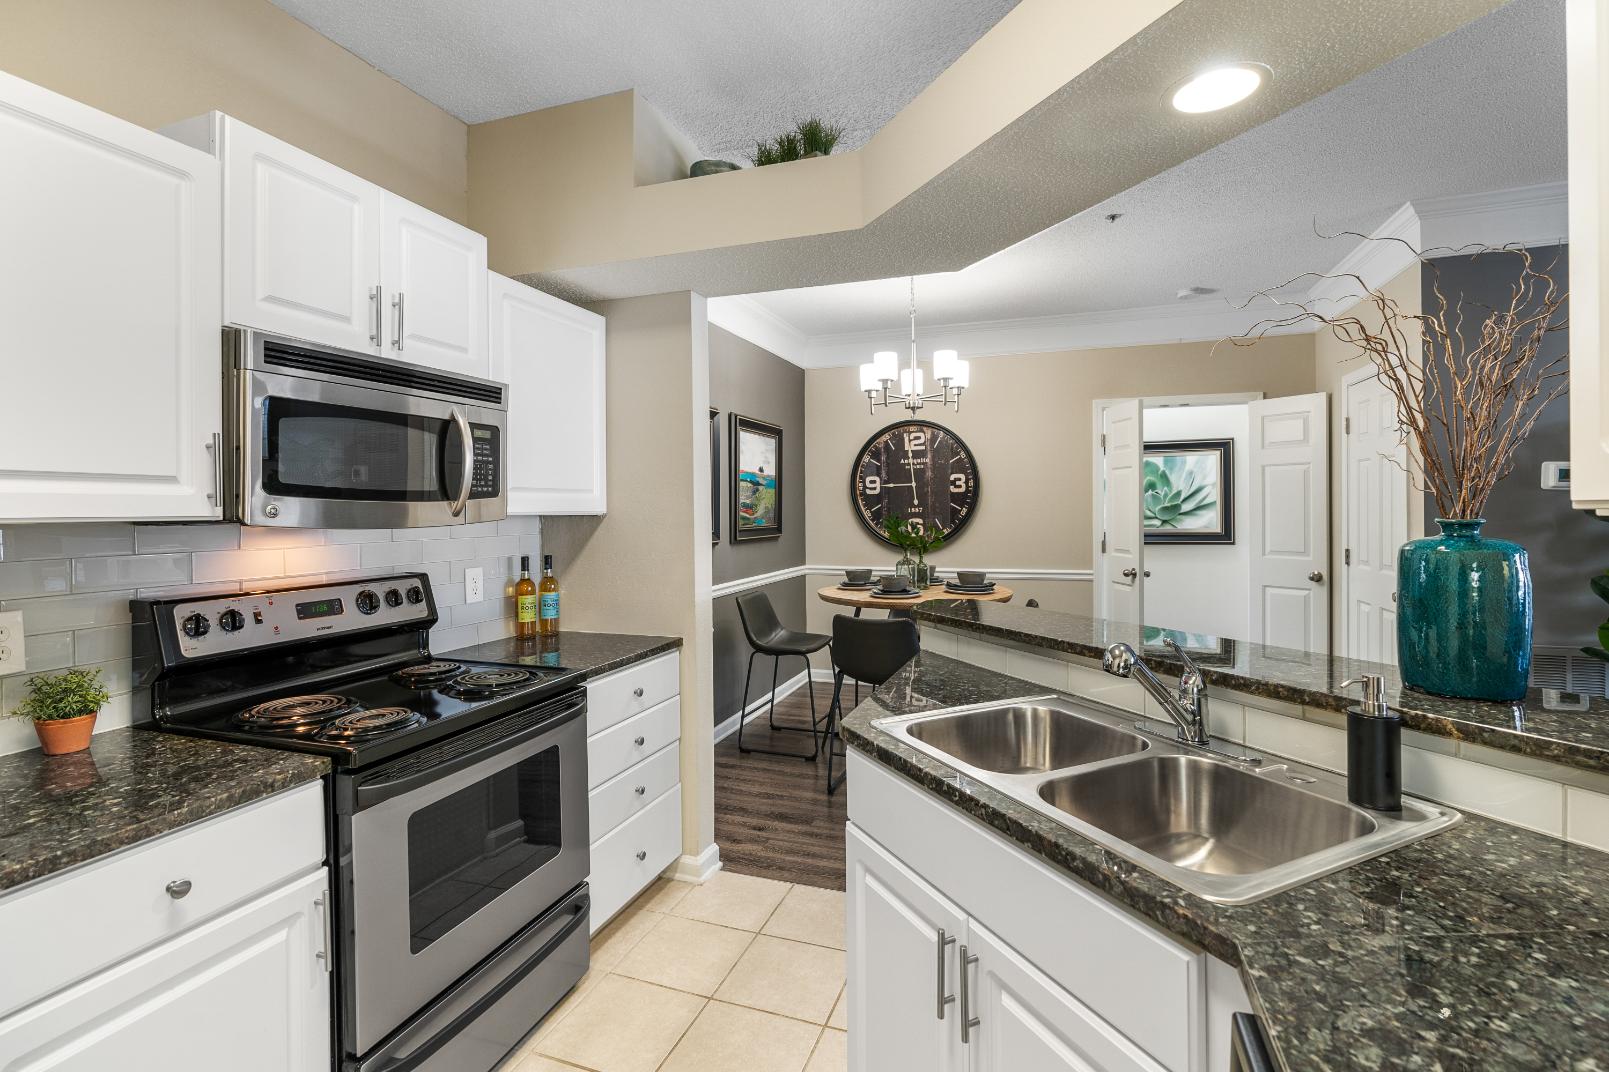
[883,516,944,587]
[1230,239,1566,701]
[749,116,845,167]
[16,667,110,755]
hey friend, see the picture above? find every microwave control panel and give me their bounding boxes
[471,425,501,498]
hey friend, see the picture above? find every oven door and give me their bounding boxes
[237,366,506,529]
[338,691,589,1058]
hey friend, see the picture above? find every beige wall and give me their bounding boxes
[803,336,1317,643]
[1313,264,1425,647]
[542,292,715,864]
[1,0,469,221]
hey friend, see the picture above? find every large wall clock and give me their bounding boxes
[850,420,980,545]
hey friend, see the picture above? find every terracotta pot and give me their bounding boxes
[34,712,97,756]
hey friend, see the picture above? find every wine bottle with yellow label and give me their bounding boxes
[538,554,561,636]
[514,555,538,638]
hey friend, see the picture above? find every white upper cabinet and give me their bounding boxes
[489,272,608,515]
[382,194,488,376]
[0,71,221,522]
[165,113,488,377]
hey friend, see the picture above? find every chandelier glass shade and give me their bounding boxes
[858,278,969,414]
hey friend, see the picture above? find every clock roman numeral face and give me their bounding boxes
[851,420,980,545]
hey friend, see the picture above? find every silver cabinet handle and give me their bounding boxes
[959,944,980,1042]
[935,928,956,1020]
[1121,567,1138,579]
[165,879,192,900]
[634,736,646,746]
[206,432,222,507]
[1308,571,1325,583]
[392,291,406,350]
[448,408,473,517]
[635,850,647,861]
[633,687,645,698]
[634,785,646,796]
[314,892,333,972]
[369,285,382,344]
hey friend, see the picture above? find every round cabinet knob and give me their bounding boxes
[632,687,644,698]
[634,785,646,796]
[218,609,245,633]
[406,585,425,605]
[181,613,210,639]
[384,588,403,608]
[1308,571,1326,584]
[634,736,646,746]
[635,850,648,862]
[165,879,193,900]
[355,590,380,615]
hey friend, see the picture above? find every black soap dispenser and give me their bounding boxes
[1341,674,1402,812]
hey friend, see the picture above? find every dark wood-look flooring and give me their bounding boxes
[714,688,849,891]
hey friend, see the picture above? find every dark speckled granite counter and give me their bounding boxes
[843,652,1609,1070]
[444,630,680,678]
[915,600,1609,776]
[0,728,327,894]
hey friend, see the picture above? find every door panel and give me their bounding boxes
[847,826,966,1072]
[1100,399,1145,625]
[225,118,381,354]
[1247,394,1329,652]
[382,194,488,377]
[1343,374,1407,663]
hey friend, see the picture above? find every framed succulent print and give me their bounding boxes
[731,413,782,542]
[1142,439,1234,544]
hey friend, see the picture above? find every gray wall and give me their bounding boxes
[709,326,808,725]
[1421,245,1607,648]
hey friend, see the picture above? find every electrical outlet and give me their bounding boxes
[465,567,484,604]
[0,611,25,677]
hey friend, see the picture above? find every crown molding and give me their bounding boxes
[706,294,809,367]
[1415,181,1568,253]
[1303,201,1422,317]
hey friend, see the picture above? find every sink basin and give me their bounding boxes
[905,704,1148,775]
[1037,755,1377,876]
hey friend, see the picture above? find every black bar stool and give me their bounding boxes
[735,591,832,760]
[824,613,920,793]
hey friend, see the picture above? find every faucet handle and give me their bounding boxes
[1162,637,1204,681]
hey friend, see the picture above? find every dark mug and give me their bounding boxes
[879,574,911,593]
[845,569,873,585]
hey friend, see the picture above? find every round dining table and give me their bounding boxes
[815,581,1014,617]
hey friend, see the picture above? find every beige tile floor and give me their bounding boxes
[498,872,847,1072]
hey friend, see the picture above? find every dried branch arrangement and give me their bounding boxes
[1223,237,1568,519]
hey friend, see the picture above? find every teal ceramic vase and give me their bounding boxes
[1397,518,1532,701]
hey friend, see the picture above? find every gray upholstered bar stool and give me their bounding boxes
[735,591,832,760]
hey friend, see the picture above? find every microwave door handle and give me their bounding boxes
[449,408,473,517]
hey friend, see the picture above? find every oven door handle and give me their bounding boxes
[351,691,586,811]
[448,408,473,518]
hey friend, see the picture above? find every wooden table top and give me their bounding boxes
[815,582,1015,610]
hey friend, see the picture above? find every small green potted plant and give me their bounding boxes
[16,667,110,756]
[883,516,944,586]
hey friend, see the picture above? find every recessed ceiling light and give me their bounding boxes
[1170,64,1267,114]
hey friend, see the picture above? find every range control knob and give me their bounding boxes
[218,609,246,633]
[355,590,380,615]
[384,588,403,608]
[406,585,425,605]
[181,612,210,639]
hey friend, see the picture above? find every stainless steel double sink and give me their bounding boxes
[876,696,1460,904]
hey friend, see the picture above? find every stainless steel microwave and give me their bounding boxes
[222,328,508,529]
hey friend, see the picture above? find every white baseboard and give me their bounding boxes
[665,843,722,883]
[713,669,813,743]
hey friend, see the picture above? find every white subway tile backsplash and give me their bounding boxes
[432,583,467,608]
[497,516,542,536]
[1566,788,1609,854]
[134,524,241,554]
[15,632,74,675]
[421,540,459,563]
[1,523,135,560]
[0,560,72,599]
[327,529,394,545]
[400,526,459,541]
[1245,707,1347,772]
[72,554,190,593]
[1065,663,1144,714]
[361,542,424,568]
[258,573,329,592]
[476,620,515,643]
[451,597,509,628]
[473,535,521,559]
[458,522,501,539]
[420,562,452,585]
[72,625,131,665]
[192,549,285,583]
[1005,649,1069,691]
[955,636,1008,672]
[429,625,481,653]
[284,544,361,575]
[1404,746,1565,837]
[239,527,327,550]
[0,591,135,633]
[920,628,958,657]
[135,581,242,600]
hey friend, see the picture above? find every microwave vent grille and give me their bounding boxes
[263,341,504,405]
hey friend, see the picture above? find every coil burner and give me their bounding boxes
[446,668,535,697]
[234,694,354,732]
[393,661,464,688]
[317,706,427,741]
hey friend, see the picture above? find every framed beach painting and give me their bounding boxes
[1142,438,1234,544]
[731,413,782,542]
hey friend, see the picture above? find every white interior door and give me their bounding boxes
[1098,399,1145,625]
[1342,372,1407,663]
[1247,393,1330,652]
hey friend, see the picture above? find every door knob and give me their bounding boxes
[1121,568,1138,579]
[1309,571,1325,583]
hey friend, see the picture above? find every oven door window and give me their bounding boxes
[263,397,465,502]
[406,745,563,953]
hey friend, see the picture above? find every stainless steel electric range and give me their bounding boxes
[132,573,590,1072]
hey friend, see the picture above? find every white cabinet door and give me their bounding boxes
[847,826,967,1072]
[966,920,1168,1072]
[382,194,488,377]
[489,272,607,514]
[0,71,221,521]
[222,117,383,354]
[0,869,330,1072]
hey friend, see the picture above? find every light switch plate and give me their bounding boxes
[0,611,25,677]
[465,567,484,604]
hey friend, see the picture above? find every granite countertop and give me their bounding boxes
[915,600,1609,776]
[842,652,1609,1070]
[445,630,682,678]
[0,728,328,895]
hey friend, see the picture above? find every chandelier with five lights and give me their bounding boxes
[858,277,970,414]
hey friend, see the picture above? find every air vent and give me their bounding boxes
[263,341,504,405]
[1531,646,1608,697]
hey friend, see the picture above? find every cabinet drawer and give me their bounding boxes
[0,782,325,1018]
[589,741,680,843]
[588,696,679,790]
[586,653,679,736]
[589,784,681,931]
